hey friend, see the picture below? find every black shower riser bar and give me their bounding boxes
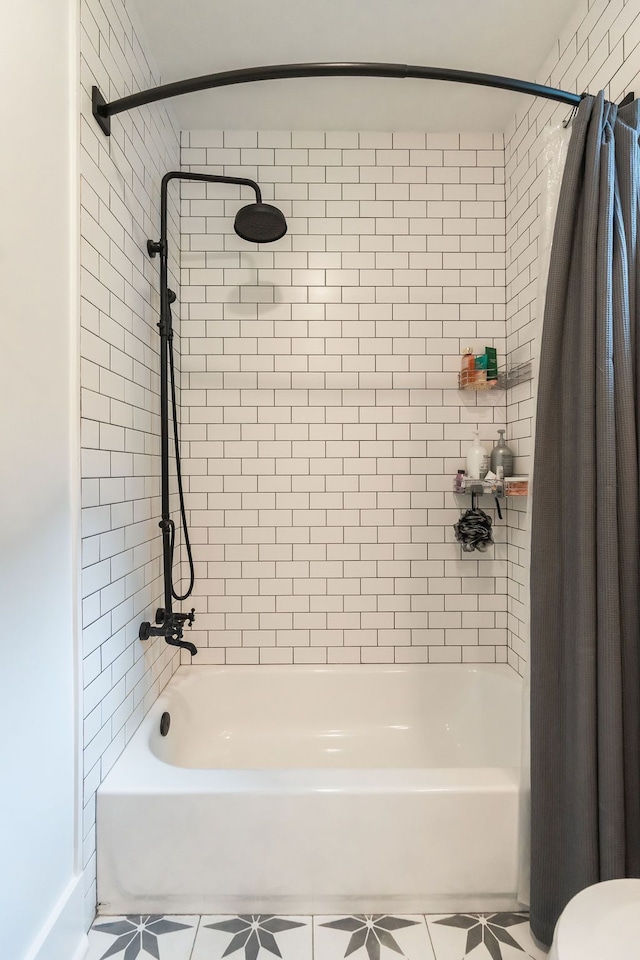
[138,171,288,658]
[91,61,583,136]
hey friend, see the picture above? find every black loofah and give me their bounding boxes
[453,507,494,552]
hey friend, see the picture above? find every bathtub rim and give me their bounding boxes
[100,661,522,793]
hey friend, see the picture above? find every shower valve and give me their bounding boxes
[138,608,197,656]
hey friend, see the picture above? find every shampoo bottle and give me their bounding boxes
[490,429,514,477]
[466,431,489,480]
[460,347,475,385]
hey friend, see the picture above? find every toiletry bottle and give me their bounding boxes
[460,347,475,386]
[466,431,489,480]
[485,346,498,381]
[490,429,514,477]
[474,353,488,383]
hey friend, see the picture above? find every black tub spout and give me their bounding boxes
[139,608,197,657]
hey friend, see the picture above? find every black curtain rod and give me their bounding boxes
[92,61,583,136]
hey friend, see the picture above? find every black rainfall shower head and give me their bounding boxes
[234,202,287,243]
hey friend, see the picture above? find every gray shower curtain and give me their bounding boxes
[530,91,640,945]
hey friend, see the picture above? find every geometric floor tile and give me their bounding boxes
[86,916,200,960]
[191,915,312,960]
[425,914,548,960]
[85,913,547,960]
[314,915,436,960]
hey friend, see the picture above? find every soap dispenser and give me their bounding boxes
[466,431,489,480]
[490,429,514,477]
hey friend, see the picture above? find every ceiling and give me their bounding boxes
[131,0,581,131]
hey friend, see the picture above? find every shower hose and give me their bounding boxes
[167,306,195,602]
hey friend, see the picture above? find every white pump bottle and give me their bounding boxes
[466,431,489,479]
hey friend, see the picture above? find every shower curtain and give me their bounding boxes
[530,91,640,945]
[517,120,571,910]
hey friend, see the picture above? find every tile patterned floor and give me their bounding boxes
[87,913,548,960]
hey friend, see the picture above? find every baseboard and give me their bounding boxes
[23,873,87,960]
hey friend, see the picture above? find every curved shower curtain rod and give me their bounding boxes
[91,61,584,135]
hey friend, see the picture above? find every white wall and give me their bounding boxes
[0,1,85,959]
[179,130,512,666]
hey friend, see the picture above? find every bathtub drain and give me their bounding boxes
[160,712,171,736]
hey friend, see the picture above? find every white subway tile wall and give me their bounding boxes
[178,131,511,667]
[80,0,181,924]
[504,0,640,674]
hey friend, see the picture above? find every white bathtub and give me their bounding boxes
[97,663,523,915]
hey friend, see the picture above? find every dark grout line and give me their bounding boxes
[422,914,439,960]
[186,915,202,960]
